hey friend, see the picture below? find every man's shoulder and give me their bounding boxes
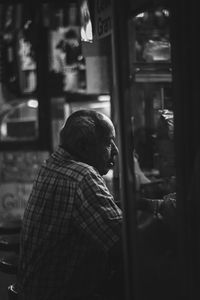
[45,154,98,182]
[66,160,99,181]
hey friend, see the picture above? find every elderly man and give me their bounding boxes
[17,110,123,300]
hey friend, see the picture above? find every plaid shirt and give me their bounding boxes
[18,147,122,300]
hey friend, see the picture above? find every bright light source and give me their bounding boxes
[81,20,93,42]
[27,99,38,108]
[162,9,170,17]
[80,0,93,42]
[98,95,110,102]
[1,123,7,137]
[135,12,145,18]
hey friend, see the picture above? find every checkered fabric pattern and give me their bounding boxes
[17,147,122,300]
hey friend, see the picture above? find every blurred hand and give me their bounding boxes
[159,192,176,231]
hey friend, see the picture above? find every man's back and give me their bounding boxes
[18,146,122,300]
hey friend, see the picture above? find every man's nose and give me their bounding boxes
[112,142,119,156]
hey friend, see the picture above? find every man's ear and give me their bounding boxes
[76,139,90,160]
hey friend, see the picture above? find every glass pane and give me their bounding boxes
[0,4,38,142]
[0,4,37,95]
[0,150,49,221]
[46,2,87,95]
[0,99,38,141]
[128,6,177,300]
[129,6,175,195]
[133,7,171,63]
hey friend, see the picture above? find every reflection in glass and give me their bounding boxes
[0,4,37,96]
[47,2,87,94]
[133,7,171,63]
[128,7,177,299]
[0,4,39,143]
[0,99,38,141]
[129,6,175,197]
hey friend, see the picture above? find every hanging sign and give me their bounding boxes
[94,0,112,39]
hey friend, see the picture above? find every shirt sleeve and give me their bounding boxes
[73,170,123,252]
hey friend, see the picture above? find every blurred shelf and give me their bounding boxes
[133,62,172,82]
[134,73,172,82]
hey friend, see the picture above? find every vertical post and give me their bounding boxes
[171,0,200,298]
[111,1,138,300]
[35,5,52,151]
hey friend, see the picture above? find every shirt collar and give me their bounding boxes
[52,146,75,162]
[52,146,100,175]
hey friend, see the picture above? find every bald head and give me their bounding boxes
[60,110,112,151]
[59,109,118,175]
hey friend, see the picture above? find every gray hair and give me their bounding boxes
[59,110,111,153]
